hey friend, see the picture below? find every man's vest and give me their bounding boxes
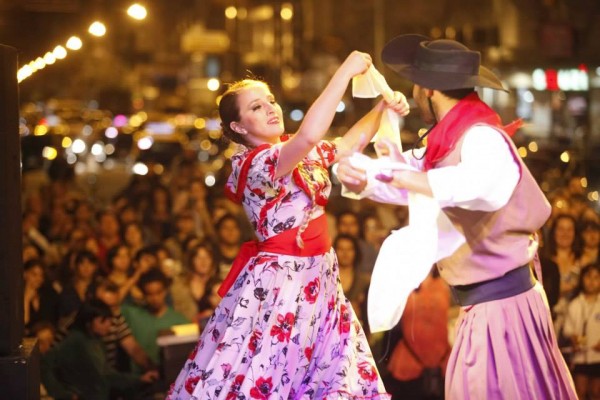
[435,124,551,286]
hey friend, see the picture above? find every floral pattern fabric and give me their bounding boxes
[167,141,389,399]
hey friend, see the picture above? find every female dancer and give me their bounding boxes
[167,51,409,399]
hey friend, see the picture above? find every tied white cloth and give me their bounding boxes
[352,65,401,150]
[347,153,466,332]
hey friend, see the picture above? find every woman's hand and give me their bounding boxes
[336,156,368,194]
[340,51,372,80]
[386,91,410,117]
[374,138,405,162]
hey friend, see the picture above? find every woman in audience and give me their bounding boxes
[122,222,147,263]
[545,213,582,339]
[23,258,59,335]
[578,220,600,268]
[333,234,368,322]
[171,242,219,322]
[58,250,99,319]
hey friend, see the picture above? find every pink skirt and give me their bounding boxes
[446,283,577,399]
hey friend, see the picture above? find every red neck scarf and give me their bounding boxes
[423,92,521,171]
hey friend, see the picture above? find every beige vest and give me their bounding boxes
[435,124,551,285]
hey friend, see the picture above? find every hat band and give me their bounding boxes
[415,59,478,75]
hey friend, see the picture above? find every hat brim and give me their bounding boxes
[382,34,508,92]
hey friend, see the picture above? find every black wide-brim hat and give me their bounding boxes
[382,34,508,92]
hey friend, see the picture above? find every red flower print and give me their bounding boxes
[304,345,313,361]
[249,330,262,353]
[303,277,320,304]
[184,375,201,394]
[226,374,245,400]
[358,361,378,382]
[187,342,198,360]
[270,312,295,342]
[325,295,335,322]
[250,376,273,399]
[339,304,351,334]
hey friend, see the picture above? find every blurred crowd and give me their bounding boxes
[21,153,600,399]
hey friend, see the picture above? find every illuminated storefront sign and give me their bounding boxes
[532,66,589,91]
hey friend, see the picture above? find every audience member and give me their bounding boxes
[578,220,600,268]
[58,250,99,319]
[42,299,158,400]
[545,213,582,338]
[171,242,219,322]
[95,210,122,272]
[23,259,59,336]
[563,263,600,399]
[122,268,189,370]
[214,213,243,280]
[334,234,369,321]
[336,210,378,274]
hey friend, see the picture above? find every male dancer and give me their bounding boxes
[337,34,576,399]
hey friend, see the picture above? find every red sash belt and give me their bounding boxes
[218,214,331,297]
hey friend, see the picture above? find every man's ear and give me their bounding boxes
[230,122,247,135]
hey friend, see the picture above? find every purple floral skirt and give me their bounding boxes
[166,249,390,399]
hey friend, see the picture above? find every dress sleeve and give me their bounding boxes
[312,140,337,168]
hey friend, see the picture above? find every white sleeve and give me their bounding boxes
[426,126,520,212]
[338,147,425,205]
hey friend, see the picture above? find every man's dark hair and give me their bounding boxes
[137,267,170,293]
[70,299,112,333]
[74,250,98,267]
[439,87,476,100]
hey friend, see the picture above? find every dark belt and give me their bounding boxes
[450,265,535,306]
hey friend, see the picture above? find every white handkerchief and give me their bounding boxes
[352,65,401,150]
[347,154,466,332]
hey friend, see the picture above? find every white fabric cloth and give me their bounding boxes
[352,65,402,150]
[342,125,521,332]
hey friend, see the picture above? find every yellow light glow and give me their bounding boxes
[208,130,222,140]
[224,147,235,159]
[127,3,147,20]
[589,191,599,201]
[17,65,34,82]
[581,177,588,188]
[207,78,220,91]
[42,147,58,160]
[281,4,293,20]
[200,139,212,151]
[33,57,46,70]
[237,7,247,19]
[517,146,527,158]
[194,118,206,129]
[66,37,82,50]
[560,151,570,163]
[62,137,73,148]
[225,6,237,19]
[129,115,143,127]
[34,125,49,136]
[53,45,68,59]
[88,21,107,37]
[528,141,538,152]
[43,52,56,65]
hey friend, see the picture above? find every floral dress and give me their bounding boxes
[167,140,389,399]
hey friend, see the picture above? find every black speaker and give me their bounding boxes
[0,338,40,400]
[158,334,198,386]
[0,44,23,356]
